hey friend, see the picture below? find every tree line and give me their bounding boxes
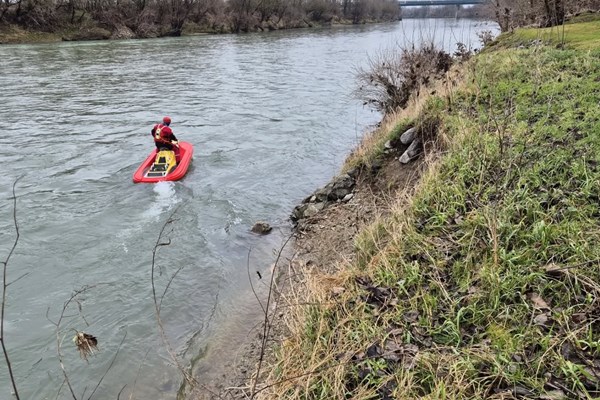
[488,0,600,31]
[401,1,600,29]
[400,4,488,19]
[0,0,401,38]
[1,0,599,46]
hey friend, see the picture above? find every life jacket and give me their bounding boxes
[154,123,172,143]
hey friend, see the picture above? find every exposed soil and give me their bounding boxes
[192,149,427,400]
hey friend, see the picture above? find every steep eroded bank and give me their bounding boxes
[247,17,600,400]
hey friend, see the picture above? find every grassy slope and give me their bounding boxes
[264,19,600,400]
[492,16,600,50]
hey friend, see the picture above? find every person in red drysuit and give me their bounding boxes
[151,116,180,161]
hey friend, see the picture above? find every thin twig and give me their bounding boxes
[116,384,128,400]
[127,346,152,400]
[151,205,194,380]
[250,234,293,398]
[87,331,127,400]
[1,176,24,400]
[150,206,225,399]
[159,266,184,313]
[247,248,266,315]
[55,286,97,400]
[548,258,600,272]
[55,378,66,400]
[50,284,109,400]
[6,272,30,287]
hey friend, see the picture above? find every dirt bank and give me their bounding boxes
[188,17,600,398]
[189,134,430,399]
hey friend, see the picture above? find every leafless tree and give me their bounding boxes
[486,0,600,31]
[0,0,412,36]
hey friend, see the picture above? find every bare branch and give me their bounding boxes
[116,384,128,400]
[6,272,30,287]
[87,331,127,400]
[247,248,266,315]
[127,346,151,400]
[159,266,184,313]
[150,204,226,399]
[150,204,196,385]
[53,284,110,400]
[250,234,293,398]
[1,176,24,400]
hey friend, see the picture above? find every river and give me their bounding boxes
[0,18,498,399]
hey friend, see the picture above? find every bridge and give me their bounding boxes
[399,0,485,6]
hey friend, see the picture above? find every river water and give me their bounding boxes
[0,19,497,399]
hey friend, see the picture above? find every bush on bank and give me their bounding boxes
[261,17,600,399]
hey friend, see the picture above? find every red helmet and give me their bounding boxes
[162,116,172,125]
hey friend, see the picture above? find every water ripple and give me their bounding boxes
[0,18,499,400]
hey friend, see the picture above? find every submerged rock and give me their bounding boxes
[251,221,272,234]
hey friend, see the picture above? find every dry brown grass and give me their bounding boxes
[251,59,470,397]
[250,32,600,398]
[344,62,468,173]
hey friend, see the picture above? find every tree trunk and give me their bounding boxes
[542,0,564,27]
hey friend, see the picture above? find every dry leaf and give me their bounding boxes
[534,313,549,326]
[528,292,551,310]
[539,390,566,400]
[332,286,345,295]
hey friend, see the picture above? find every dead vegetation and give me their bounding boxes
[354,44,454,115]
[487,0,600,31]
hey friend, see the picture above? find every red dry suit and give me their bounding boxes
[151,123,178,150]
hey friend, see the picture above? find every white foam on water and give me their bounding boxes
[142,181,180,220]
[115,182,181,252]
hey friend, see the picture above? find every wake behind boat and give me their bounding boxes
[133,141,193,183]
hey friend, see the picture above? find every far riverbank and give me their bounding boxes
[0,0,491,45]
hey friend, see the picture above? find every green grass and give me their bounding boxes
[492,14,600,50]
[265,19,600,400]
[342,117,415,173]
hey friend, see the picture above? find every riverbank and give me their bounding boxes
[231,16,600,399]
[0,16,399,44]
[0,20,329,44]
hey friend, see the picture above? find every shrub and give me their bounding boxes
[354,43,452,114]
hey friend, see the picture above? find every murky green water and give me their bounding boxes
[0,19,497,399]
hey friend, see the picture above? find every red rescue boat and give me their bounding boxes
[133,141,193,183]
